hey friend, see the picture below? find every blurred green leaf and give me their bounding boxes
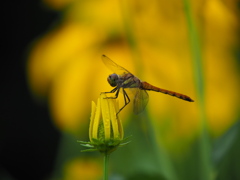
[111,114,177,180]
[213,121,240,166]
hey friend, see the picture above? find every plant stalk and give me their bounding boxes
[183,0,212,179]
[103,152,110,180]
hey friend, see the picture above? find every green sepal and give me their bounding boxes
[80,144,94,148]
[77,140,90,144]
[78,136,132,153]
[122,135,132,142]
[119,141,131,147]
[81,149,98,152]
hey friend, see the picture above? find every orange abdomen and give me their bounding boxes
[141,82,194,102]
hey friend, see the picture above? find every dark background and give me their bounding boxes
[1,1,60,179]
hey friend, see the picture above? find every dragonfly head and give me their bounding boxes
[107,73,119,87]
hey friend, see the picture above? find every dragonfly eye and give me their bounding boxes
[107,73,119,87]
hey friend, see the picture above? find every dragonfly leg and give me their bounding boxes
[117,88,130,115]
[102,86,118,94]
[102,87,120,99]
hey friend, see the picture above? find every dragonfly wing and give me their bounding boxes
[102,55,131,75]
[133,89,149,114]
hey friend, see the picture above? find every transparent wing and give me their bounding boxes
[133,89,149,114]
[102,55,131,75]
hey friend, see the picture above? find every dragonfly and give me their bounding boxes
[102,55,194,114]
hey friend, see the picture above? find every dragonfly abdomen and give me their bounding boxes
[141,82,194,102]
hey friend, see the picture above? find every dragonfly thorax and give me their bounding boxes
[107,73,120,87]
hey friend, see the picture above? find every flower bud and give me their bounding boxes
[80,93,126,154]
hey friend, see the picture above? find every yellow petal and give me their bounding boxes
[89,101,96,141]
[109,99,119,139]
[92,98,101,140]
[115,100,124,140]
[100,94,111,140]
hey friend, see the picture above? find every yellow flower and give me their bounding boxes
[79,94,129,154]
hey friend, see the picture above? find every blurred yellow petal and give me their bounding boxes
[205,53,240,136]
[63,158,102,180]
[49,54,98,133]
[27,21,103,97]
[65,0,124,32]
[145,50,198,149]
[203,0,240,136]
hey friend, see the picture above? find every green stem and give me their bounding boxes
[103,152,110,180]
[183,0,212,180]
